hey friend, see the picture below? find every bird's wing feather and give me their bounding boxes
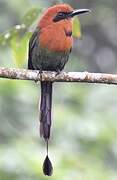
[28,27,39,69]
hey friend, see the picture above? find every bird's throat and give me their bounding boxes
[64,29,72,37]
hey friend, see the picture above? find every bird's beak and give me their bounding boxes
[53,9,91,23]
[68,9,91,18]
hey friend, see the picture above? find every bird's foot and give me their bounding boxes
[35,70,43,83]
[55,70,61,77]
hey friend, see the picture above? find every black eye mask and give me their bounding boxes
[53,11,72,22]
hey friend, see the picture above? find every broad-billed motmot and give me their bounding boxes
[28,3,90,176]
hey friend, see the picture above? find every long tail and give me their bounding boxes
[40,81,53,176]
[40,81,52,140]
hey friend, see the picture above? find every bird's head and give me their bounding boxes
[39,4,90,29]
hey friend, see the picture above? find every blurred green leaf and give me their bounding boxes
[22,7,42,27]
[11,33,31,67]
[0,7,42,46]
[0,24,25,46]
[73,17,82,38]
[0,7,42,67]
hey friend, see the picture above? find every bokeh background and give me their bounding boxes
[0,0,117,179]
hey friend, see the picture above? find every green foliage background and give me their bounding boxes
[0,0,117,179]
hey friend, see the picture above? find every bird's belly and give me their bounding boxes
[32,47,69,71]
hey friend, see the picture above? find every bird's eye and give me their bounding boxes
[58,12,65,17]
[53,12,67,22]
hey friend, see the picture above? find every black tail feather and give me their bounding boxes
[40,81,52,140]
[43,155,53,176]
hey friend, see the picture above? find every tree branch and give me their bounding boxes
[0,67,117,85]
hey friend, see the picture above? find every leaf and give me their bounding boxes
[0,7,42,67]
[11,32,32,68]
[0,7,42,46]
[10,7,42,67]
[22,7,42,27]
[73,17,82,38]
[0,27,20,46]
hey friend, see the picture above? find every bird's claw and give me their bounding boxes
[55,70,61,77]
[35,70,43,83]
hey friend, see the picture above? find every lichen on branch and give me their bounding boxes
[0,67,117,85]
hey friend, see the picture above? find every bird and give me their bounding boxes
[28,3,90,176]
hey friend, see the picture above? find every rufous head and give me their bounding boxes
[39,3,90,29]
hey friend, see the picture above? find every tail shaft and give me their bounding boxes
[40,81,52,140]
